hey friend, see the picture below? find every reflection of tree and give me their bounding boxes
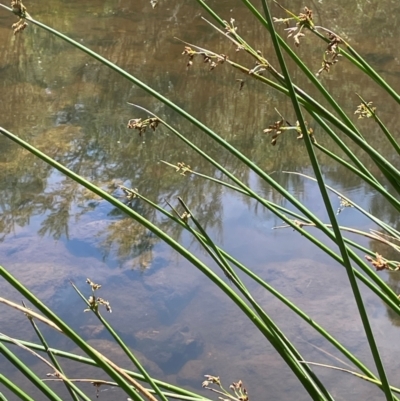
[0,152,51,241]
[37,178,81,240]
[99,217,158,270]
[0,0,400,268]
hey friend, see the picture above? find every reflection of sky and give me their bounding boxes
[1,0,400,399]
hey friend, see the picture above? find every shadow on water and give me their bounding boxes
[1,0,400,399]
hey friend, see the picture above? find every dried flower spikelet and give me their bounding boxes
[293,32,305,46]
[97,297,112,313]
[202,375,221,387]
[11,0,28,16]
[354,102,376,119]
[174,161,191,176]
[336,196,353,215]
[182,46,196,58]
[295,121,314,142]
[365,253,389,271]
[181,211,191,223]
[46,372,61,378]
[230,380,249,401]
[127,117,160,136]
[12,20,28,34]
[277,6,313,47]
[202,375,249,401]
[84,295,97,312]
[11,0,29,34]
[182,45,228,70]
[298,7,313,26]
[263,118,285,146]
[86,278,102,291]
[209,61,217,71]
[316,54,340,76]
[326,33,343,55]
[273,16,291,27]
[224,17,238,35]
[120,185,138,201]
[264,117,315,146]
[316,33,343,76]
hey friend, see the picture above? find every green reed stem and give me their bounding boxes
[0,343,62,401]
[129,181,400,318]
[2,3,399,303]
[0,275,146,401]
[0,127,331,399]
[228,59,400,193]
[127,110,400,311]
[291,170,400,243]
[178,199,335,401]
[148,192,398,398]
[1,4,392,244]
[0,374,33,401]
[131,109,346,264]
[0,336,210,401]
[70,283,169,401]
[356,94,400,156]
[195,0,379,185]
[346,46,400,104]
[308,111,400,214]
[196,0,379,165]
[24,307,86,401]
[260,1,394,400]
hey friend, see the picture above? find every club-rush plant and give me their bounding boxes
[1,0,400,400]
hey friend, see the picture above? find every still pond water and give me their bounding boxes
[1,0,400,399]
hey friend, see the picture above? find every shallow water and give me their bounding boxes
[1,0,400,400]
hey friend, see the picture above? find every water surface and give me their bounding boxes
[1,0,400,400]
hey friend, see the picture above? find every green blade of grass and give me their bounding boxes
[23,304,87,401]
[124,108,400,316]
[259,1,394,400]
[346,46,400,104]
[1,4,393,236]
[0,374,33,401]
[70,282,168,401]
[0,278,146,401]
[0,342,63,401]
[121,184,400,319]
[127,110,396,303]
[0,336,211,401]
[307,110,400,214]
[177,199,336,401]
[356,94,400,156]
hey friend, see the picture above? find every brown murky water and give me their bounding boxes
[1,0,400,400]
